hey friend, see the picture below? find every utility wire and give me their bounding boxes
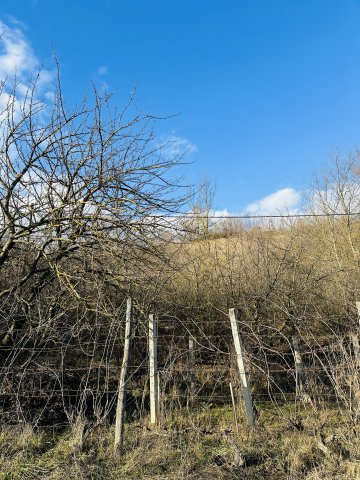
[146,211,360,220]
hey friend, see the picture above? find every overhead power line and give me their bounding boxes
[148,211,360,220]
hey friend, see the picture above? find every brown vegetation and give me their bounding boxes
[0,76,360,478]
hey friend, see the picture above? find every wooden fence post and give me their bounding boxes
[229,308,255,426]
[292,333,304,398]
[352,302,360,365]
[356,301,360,323]
[114,298,134,455]
[188,336,196,406]
[229,382,239,434]
[149,313,160,424]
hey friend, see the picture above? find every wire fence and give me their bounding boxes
[1,305,359,430]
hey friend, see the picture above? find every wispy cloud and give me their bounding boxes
[0,19,54,112]
[98,66,108,75]
[160,134,197,159]
[0,20,38,81]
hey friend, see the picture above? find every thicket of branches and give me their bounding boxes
[0,73,186,425]
[0,74,359,436]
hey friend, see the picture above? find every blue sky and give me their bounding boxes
[1,1,360,215]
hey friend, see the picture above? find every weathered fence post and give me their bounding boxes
[352,302,360,365]
[229,308,255,426]
[149,313,160,424]
[229,382,239,434]
[114,298,134,455]
[356,301,360,324]
[292,333,304,398]
[188,336,196,406]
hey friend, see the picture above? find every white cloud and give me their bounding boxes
[209,208,232,217]
[160,134,197,159]
[0,19,54,114]
[243,187,302,216]
[99,81,109,92]
[191,188,303,221]
[0,20,38,80]
[98,66,108,75]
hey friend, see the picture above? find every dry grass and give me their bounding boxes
[0,403,359,480]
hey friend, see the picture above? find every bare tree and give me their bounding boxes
[0,72,186,344]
